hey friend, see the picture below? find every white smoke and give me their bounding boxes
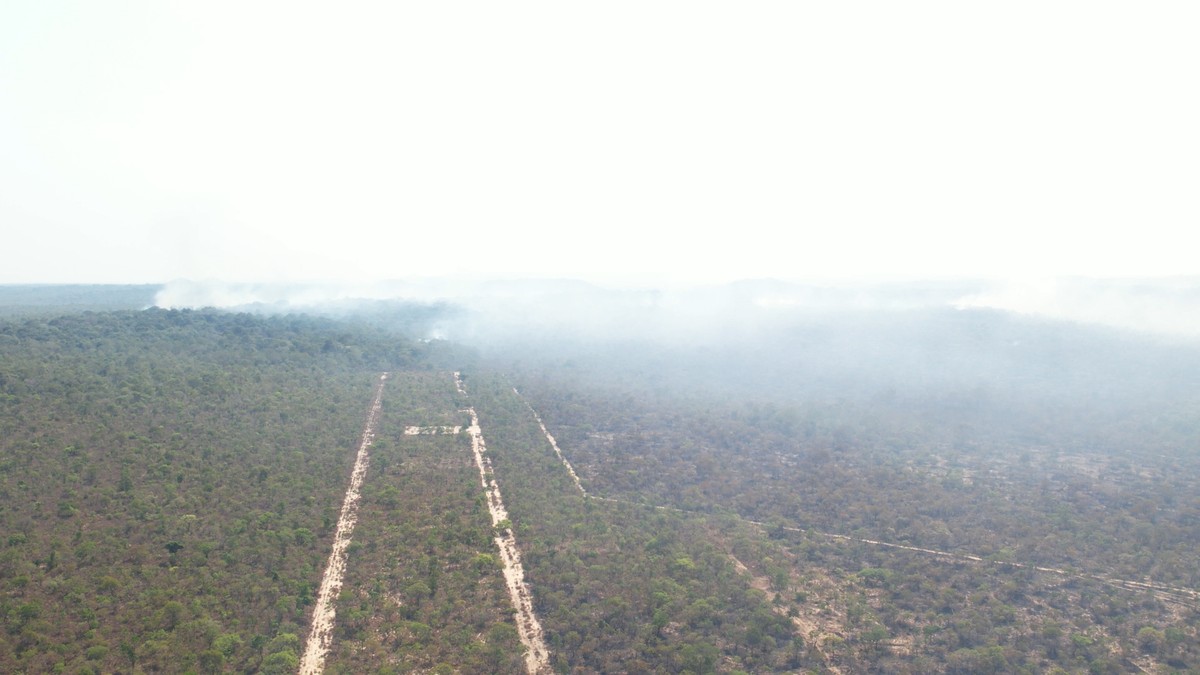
[153,278,488,310]
[153,276,1200,343]
[954,277,1200,339]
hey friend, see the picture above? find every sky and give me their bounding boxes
[2,1,1197,287]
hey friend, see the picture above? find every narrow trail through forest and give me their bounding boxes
[514,387,586,496]
[457,374,552,674]
[299,373,388,675]
[776,525,1200,610]
[511,388,1200,610]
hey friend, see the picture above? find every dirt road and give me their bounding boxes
[299,373,388,675]
[458,374,552,674]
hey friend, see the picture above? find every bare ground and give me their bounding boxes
[298,373,388,675]
[458,374,553,674]
[403,425,462,435]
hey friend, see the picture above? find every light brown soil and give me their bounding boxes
[403,425,462,435]
[299,373,389,675]
[458,374,552,674]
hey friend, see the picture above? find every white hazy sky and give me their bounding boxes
[2,1,1197,286]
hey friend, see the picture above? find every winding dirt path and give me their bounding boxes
[299,373,388,675]
[458,374,552,674]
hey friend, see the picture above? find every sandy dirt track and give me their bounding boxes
[458,374,552,674]
[298,373,388,675]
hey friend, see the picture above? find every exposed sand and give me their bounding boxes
[403,425,462,435]
[298,373,388,675]
[458,374,552,674]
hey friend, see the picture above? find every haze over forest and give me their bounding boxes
[3,277,1200,673]
[4,1,1200,672]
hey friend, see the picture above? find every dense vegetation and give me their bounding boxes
[497,310,1200,672]
[0,309,424,673]
[325,373,525,673]
[465,372,817,673]
[3,295,1198,673]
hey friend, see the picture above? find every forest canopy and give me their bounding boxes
[2,289,1199,673]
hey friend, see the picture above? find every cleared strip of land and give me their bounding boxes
[403,425,462,435]
[299,373,389,675]
[458,374,552,674]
